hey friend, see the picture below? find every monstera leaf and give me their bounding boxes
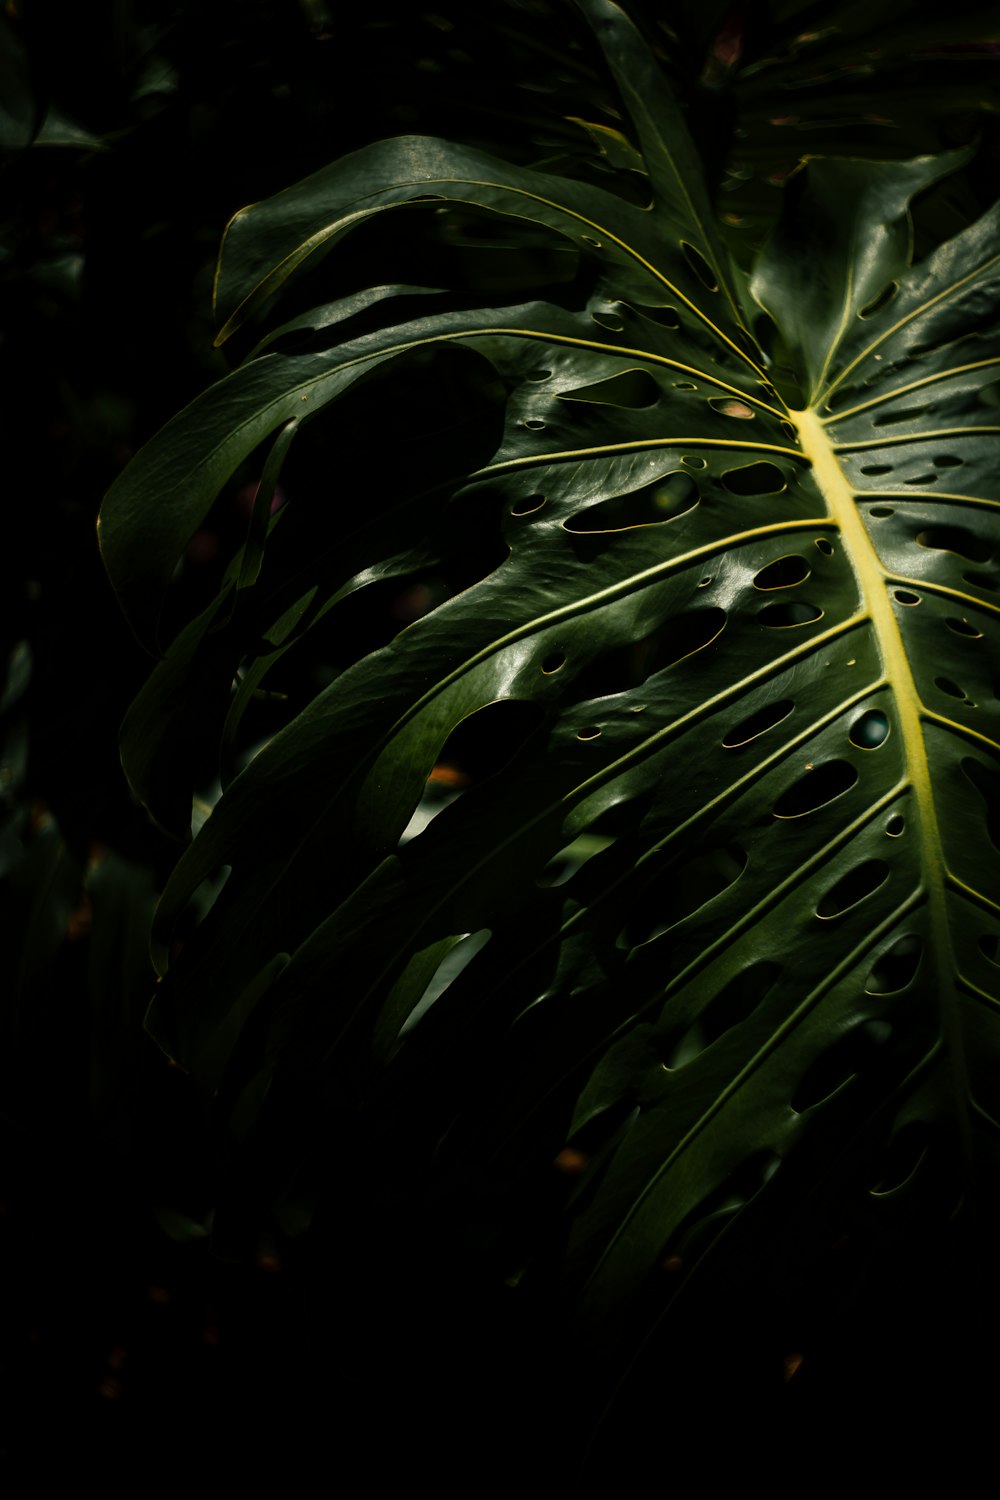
[99,0,1000,1402]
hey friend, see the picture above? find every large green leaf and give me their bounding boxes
[98,0,1000,1398]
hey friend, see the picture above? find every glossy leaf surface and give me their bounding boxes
[99,0,1000,1381]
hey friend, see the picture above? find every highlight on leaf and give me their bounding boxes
[93,0,1000,1460]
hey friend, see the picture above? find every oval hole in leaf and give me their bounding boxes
[965,570,999,592]
[933,454,962,468]
[869,1122,931,1197]
[709,397,755,419]
[870,506,894,517]
[757,601,823,627]
[815,537,834,555]
[792,1021,892,1111]
[917,527,991,562]
[907,340,942,359]
[662,959,782,1069]
[524,417,546,430]
[561,369,660,408]
[564,471,699,532]
[962,757,1000,852]
[886,814,905,836]
[946,617,983,638]
[592,309,624,331]
[682,455,708,469]
[894,589,920,605]
[434,699,547,785]
[622,843,747,947]
[722,461,786,496]
[633,302,679,328]
[774,761,858,818]
[935,676,965,698]
[753,555,810,590]
[826,383,861,413]
[510,494,546,516]
[849,709,890,749]
[860,465,893,477]
[680,240,718,290]
[865,934,922,995]
[979,934,1000,966]
[576,725,601,740]
[640,607,727,678]
[816,860,890,919]
[753,311,777,360]
[571,608,726,699]
[723,698,794,748]
[873,404,932,428]
[541,651,566,674]
[858,281,897,318]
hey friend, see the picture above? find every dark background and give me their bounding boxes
[0,1,626,1476]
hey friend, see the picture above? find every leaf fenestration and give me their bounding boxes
[98,0,1000,1409]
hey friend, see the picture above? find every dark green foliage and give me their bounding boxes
[5,0,1000,1473]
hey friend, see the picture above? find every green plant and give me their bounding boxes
[98,0,1000,1439]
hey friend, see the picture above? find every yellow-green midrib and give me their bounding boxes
[791,407,971,1133]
